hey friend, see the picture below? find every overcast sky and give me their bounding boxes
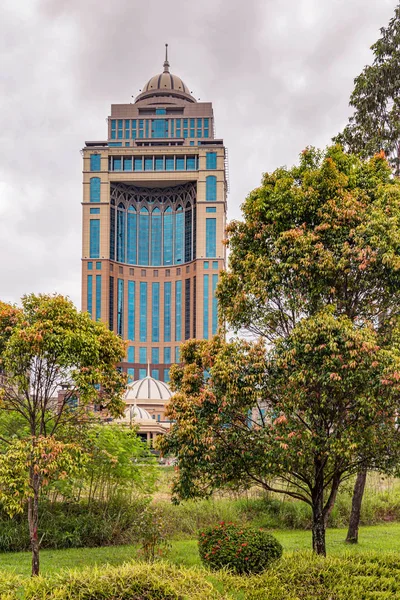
[0,0,397,308]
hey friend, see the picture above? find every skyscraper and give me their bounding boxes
[82,47,227,382]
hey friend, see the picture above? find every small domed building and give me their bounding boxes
[120,369,173,444]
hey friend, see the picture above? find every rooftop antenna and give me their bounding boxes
[163,43,170,73]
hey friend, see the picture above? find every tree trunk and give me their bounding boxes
[346,467,367,544]
[28,472,40,576]
[312,457,326,556]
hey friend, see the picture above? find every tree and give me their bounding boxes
[159,314,400,556]
[334,4,400,175]
[216,146,400,543]
[0,294,126,575]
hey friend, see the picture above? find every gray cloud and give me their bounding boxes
[0,0,397,306]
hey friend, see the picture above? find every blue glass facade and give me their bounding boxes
[90,154,101,171]
[127,346,135,362]
[87,275,93,317]
[206,218,216,257]
[90,177,100,202]
[203,274,209,339]
[139,347,147,363]
[164,282,171,342]
[117,279,124,336]
[89,220,100,258]
[151,348,159,364]
[152,283,160,342]
[175,281,182,341]
[163,208,173,265]
[138,208,150,265]
[127,281,135,341]
[151,208,162,265]
[95,275,102,321]
[117,204,126,263]
[206,176,217,201]
[206,152,217,169]
[139,282,147,342]
[127,207,137,264]
[164,347,171,363]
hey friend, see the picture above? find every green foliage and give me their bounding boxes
[198,522,282,574]
[334,5,400,175]
[135,505,171,562]
[16,562,225,600]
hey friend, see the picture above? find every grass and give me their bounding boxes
[1,522,400,577]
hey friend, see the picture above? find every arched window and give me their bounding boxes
[151,208,162,266]
[185,202,192,263]
[206,175,217,201]
[175,205,184,264]
[127,205,137,265]
[117,202,126,263]
[138,206,149,265]
[90,177,101,202]
[163,206,173,265]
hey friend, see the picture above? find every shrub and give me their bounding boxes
[198,522,282,574]
[134,505,170,562]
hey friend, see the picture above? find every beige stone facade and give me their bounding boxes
[81,52,227,382]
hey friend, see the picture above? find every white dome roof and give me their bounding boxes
[124,404,153,422]
[125,375,173,403]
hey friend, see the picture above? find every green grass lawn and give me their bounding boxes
[1,522,399,577]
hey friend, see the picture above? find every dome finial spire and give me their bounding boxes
[163,43,170,73]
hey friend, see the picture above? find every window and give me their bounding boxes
[153,119,167,138]
[151,208,162,266]
[185,279,191,340]
[165,269,170,276]
[114,157,122,171]
[119,266,123,274]
[123,157,133,171]
[175,346,180,363]
[175,281,182,341]
[212,274,218,334]
[141,269,147,276]
[206,152,217,169]
[203,274,209,339]
[144,157,153,171]
[176,157,185,170]
[186,156,196,170]
[127,346,135,362]
[127,368,135,382]
[156,108,166,115]
[132,120,137,138]
[117,120,123,139]
[175,207,184,264]
[163,207,173,265]
[164,347,171,363]
[111,120,116,139]
[206,207,216,213]
[138,207,149,265]
[151,369,159,380]
[139,347,147,363]
[90,208,100,214]
[90,177,101,202]
[109,276,114,330]
[87,275,93,317]
[139,282,147,342]
[89,220,100,258]
[151,348,159,364]
[164,281,171,342]
[87,261,93,270]
[184,205,192,262]
[127,206,137,265]
[117,279,124,336]
[139,368,146,378]
[128,281,135,341]
[204,118,209,138]
[206,218,216,257]
[206,176,217,201]
[134,158,143,171]
[152,282,160,342]
[90,154,101,171]
[197,118,202,138]
[153,270,158,277]
[166,157,174,171]
[117,203,126,263]
[164,369,170,383]
[125,119,130,138]
[203,261,209,269]
[109,142,122,147]
[155,156,164,170]
[96,275,102,320]
[96,261,101,270]
[129,268,134,275]
[213,261,219,269]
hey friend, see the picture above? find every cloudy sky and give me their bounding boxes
[0,0,397,308]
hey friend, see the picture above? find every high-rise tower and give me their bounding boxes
[82,47,227,382]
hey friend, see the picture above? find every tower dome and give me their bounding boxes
[125,373,173,404]
[135,44,196,104]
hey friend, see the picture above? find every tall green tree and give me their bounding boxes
[334,4,400,175]
[0,294,126,576]
[159,315,400,556]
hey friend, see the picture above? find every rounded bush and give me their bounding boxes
[198,522,283,574]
